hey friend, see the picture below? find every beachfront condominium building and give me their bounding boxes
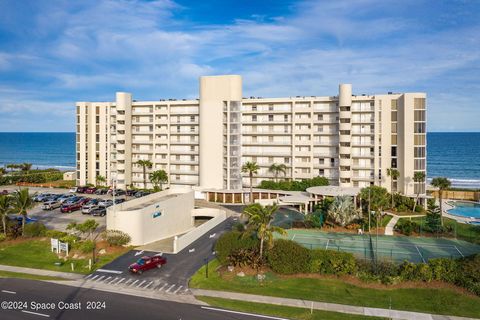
[76,75,426,198]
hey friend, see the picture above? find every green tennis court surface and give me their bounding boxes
[276,229,480,263]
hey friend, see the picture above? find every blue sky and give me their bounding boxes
[0,0,479,132]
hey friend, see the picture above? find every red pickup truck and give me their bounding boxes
[128,255,167,274]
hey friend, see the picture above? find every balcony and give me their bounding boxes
[169,169,198,175]
[351,152,374,158]
[351,117,374,124]
[351,129,374,135]
[170,140,199,145]
[352,141,374,146]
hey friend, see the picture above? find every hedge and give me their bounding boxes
[215,231,259,264]
[0,171,63,185]
[267,239,310,274]
[257,176,329,191]
[309,249,356,275]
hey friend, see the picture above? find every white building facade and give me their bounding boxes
[76,75,426,198]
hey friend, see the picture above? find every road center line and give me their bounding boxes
[1,290,16,294]
[21,310,50,318]
[201,306,289,320]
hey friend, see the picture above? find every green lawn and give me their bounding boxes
[197,296,386,320]
[0,270,65,281]
[190,260,480,318]
[0,239,126,275]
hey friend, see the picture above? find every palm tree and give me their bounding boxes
[431,177,451,226]
[241,162,259,203]
[0,195,13,236]
[412,171,426,211]
[149,170,168,191]
[95,175,106,187]
[268,163,287,182]
[136,160,153,189]
[387,168,400,209]
[12,188,35,236]
[328,195,361,227]
[243,203,286,260]
[20,163,32,172]
[0,167,6,177]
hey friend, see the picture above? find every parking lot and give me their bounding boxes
[2,186,131,232]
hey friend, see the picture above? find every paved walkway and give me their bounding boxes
[0,264,84,280]
[384,212,425,236]
[191,288,477,320]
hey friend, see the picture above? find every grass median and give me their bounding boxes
[0,270,65,281]
[190,259,480,318]
[197,296,386,320]
[0,238,128,274]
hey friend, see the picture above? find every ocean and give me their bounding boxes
[0,132,479,188]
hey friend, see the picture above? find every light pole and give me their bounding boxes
[204,257,209,279]
[368,188,371,232]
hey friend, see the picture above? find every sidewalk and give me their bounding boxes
[190,288,478,320]
[0,264,84,280]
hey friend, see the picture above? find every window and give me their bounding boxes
[268,136,273,142]
[269,104,274,111]
[391,158,397,168]
[414,134,426,145]
[414,159,426,170]
[414,122,426,133]
[391,135,397,145]
[340,118,350,123]
[391,100,397,110]
[190,126,195,132]
[319,169,324,175]
[391,123,397,133]
[268,115,274,122]
[391,146,397,157]
[176,126,181,133]
[252,115,257,122]
[391,111,397,121]
[176,155,180,160]
[190,146,195,151]
[319,158,324,164]
[414,147,425,158]
[252,105,257,111]
[414,98,425,109]
[414,110,425,121]
[284,114,288,122]
[318,114,323,121]
[191,155,195,161]
[284,157,290,164]
[190,116,195,122]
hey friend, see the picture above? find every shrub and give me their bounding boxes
[0,234,6,242]
[103,230,131,246]
[215,231,259,265]
[232,222,245,232]
[78,240,95,253]
[257,176,329,191]
[227,248,262,269]
[396,220,417,236]
[23,222,47,237]
[455,254,480,295]
[309,249,356,275]
[397,204,408,212]
[414,205,424,213]
[45,230,68,239]
[267,239,310,274]
[428,258,458,282]
[60,234,79,247]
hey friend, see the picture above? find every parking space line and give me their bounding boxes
[108,277,118,284]
[165,284,176,293]
[136,280,146,288]
[115,278,126,285]
[104,276,112,283]
[90,275,99,281]
[129,280,139,287]
[95,276,105,282]
[184,288,189,293]
[84,274,93,279]
[143,281,154,289]
[158,283,168,291]
[173,285,182,294]
[124,279,132,285]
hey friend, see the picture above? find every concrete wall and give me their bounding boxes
[106,189,194,246]
[174,208,226,253]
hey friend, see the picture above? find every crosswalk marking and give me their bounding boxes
[158,283,168,291]
[144,281,154,289]
[136,280,146,288]
[115,278,126,285]
[173,285,183,294]
[165,284,176,293]
[129,280,139,287]
[96,276,105,282]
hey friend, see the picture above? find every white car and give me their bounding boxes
[69,187,78,193]
[82,203,99,214]
[42,200,61,210]
[98,199,113,208]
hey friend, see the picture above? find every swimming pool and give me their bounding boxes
[447,201,480,219]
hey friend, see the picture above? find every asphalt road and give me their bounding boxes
[84,216,238,294]
[0,278,282,320]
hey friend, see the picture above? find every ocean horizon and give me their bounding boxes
[0,132,479,188]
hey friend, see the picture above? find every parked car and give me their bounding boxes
[0,190,9,195]
[134,191,150,198]
[63,196,82,205]
[76,186,88,193]
[85,187,97,194]
[112,189,126,196]
[69,187,78,193]
[33,193,52,202]
[95,188,108,195]
[60,201,83,213]
[57,194,76,203]
[82,199,99,214]
[9,216,38,225]
[128,255,167,274]
[98,199,113,208]
[114,198,125,204]
[126,189,137,196]
[42,200,62,210]
[91,207,107,217]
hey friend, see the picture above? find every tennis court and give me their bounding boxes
[276,229,480,263]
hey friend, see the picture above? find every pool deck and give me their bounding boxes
[443,199,480,224]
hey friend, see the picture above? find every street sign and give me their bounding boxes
[51,238,59,253]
